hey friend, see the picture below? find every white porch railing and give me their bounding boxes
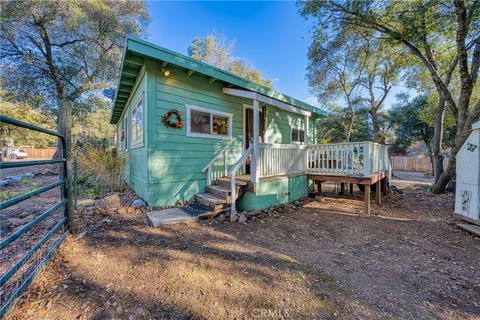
[258,143,308,177]
[258,141,390,178]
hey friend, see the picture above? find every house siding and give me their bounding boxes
[117,71,150,202]
[147,64,247,206]
[118,60,319,207]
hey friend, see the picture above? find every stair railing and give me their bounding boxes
[201,145,228,186]
[227,145,253,214]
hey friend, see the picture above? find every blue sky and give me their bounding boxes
[146,1,404,109]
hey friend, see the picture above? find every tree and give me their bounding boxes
[299,0,480,193]
[0,93,56,148]
[1,1,149,231]
[361,42,401,143]
[389,95,435,165]
[317,105,372,143]
[306,36,369,142]
[188,33,273,88]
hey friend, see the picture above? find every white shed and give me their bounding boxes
[454,120,480,224]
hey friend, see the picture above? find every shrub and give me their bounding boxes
[76,142,125,194]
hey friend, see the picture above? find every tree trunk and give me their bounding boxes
[431,94,447,185]
[58,99,76,233]
[432,155,456,194]
[369,109,380,142]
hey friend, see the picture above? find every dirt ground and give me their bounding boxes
[2,170,480,320]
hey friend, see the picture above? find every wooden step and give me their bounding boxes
[206,184,231,199]
[195,193,228,211]
[216,177,249,189]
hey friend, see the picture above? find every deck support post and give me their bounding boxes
[251,98,260,184]
[350,183,354,195]
[375,180,381,205]
[364,185,371,216]
[316,181,322,194]
[340,183,346,195]
[382,177,388,196]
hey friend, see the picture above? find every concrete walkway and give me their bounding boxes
[146,207,212,226]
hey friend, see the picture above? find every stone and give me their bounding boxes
[97,193,121,208]
[146,208,207,226]
[294,200,300,206]
[77,199,96,208]
[218,213,226,222]
[131,199,146,208]
[7,173,35,182]
[40,168,59,176]
[315,195,326,202]
[0,180,9,188]
[176,199,184,207]
[239,213,248,223]
[230,213,239,222]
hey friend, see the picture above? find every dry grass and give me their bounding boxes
[76,143,125,193]
[5,187,480,320]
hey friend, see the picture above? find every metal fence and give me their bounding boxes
[0,115,70,317]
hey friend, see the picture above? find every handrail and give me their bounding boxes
[202,145,228,186]
[228,146,252,176]
[228,145,253,214]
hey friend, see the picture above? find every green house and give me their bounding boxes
[111,37,390,214]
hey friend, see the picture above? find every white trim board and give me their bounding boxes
[223,88,311,117]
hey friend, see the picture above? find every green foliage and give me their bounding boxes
[75,175,103,199]
[20,177,42,192]
[188,33,273,88]
[0,94,56,148]
[0,0,150,108]
[73,95,116,149]
[389,95,434,150]
[0,190,12,202]
[317,106,371,143]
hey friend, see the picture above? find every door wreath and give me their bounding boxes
[162,109,183,128]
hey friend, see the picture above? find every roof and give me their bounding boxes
[110,36,325,124]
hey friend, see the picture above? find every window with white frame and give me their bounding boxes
[123,114,128,151]
[186,104,232,139]
[291,127,305,144]
[131,94,144,147]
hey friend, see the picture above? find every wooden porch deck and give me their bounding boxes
[308,171,389,216]
[231,171,388,216]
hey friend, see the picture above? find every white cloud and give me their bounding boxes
[273,78,280,82]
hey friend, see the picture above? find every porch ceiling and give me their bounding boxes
[222,88,312,117]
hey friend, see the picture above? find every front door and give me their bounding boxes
[245,107,266,173]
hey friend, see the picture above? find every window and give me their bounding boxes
[291,127,305,144]
[123,114,128,151]
[131,94,144,147]
[186,105,232,139]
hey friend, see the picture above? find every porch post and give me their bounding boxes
[304,115,309,144]
[251,98,260,183]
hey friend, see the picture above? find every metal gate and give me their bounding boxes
[0,115,71,317]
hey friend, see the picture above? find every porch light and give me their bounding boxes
[161,68,170,77]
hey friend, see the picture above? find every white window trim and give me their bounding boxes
[290,126,305,145]
[186,104,233,140]
[131,93,144,148]
[123,112,129,151]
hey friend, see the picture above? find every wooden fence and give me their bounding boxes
[24,147,57,159]
[390,156,449,173]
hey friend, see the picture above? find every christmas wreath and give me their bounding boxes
[162,109,183,128]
